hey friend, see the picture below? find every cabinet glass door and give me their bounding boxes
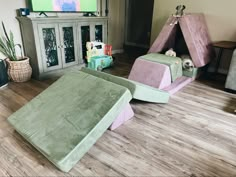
[59,23,78,67]
[38,24,62,72]
[80,25,91,62]
[95,25,103,42]
[93,22,107,43]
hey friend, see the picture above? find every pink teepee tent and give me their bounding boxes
[148,13,215,67]
[129,13,216,95]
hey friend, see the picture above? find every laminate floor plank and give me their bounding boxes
[0,54,235,176]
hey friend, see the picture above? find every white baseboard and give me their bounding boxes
[112,49,124,54]
[0,83,8,89]
[208,67,228,75]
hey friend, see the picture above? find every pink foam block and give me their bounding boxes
[109,104,134,131]
[163,76,194,95]
[128,59,171,89]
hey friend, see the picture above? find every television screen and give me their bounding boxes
[31,0,97,12]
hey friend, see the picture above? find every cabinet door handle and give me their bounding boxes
[58,45,61,48]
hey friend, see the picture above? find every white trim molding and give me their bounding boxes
[112,49,124,54]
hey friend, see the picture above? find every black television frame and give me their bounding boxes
[28,0,99,13]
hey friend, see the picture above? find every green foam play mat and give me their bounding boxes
[8,71,132,172]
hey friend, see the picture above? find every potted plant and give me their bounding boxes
[0,22,32,82]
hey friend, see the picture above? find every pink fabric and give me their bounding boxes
[163,76,194,95]
[148,13,215,67]
[179,14,215,67]
[109,104,134,131]
[148,17,177,54]
[128,59,171,89]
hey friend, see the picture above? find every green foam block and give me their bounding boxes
[81,67,170,103]
[139,53,183,82]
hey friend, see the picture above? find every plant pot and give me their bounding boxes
[6,57,32,82]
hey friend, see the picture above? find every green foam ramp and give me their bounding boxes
[81,67,170,103]
[8,71,132,172]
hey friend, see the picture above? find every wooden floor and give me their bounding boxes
[0,53,236,176]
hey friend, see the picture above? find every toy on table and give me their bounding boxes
[86,41,113,71]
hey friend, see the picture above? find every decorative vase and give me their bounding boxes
[6,57,32,82]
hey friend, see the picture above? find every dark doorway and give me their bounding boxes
[125,0,154,49]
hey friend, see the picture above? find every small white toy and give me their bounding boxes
[165,48,176,57]
[86,42,98,62]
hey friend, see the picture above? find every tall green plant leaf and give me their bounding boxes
[0,22,21,61]
[9,31,17,60]
[2,37,15,61]
[2,22,10,43]
[0,37,11,58]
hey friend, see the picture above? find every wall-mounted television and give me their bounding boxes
[30,0,98,12]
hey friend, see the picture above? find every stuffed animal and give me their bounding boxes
[86,42,98,62]
[170,5,186,25]
[86,42,92,51]
[174,5,186,17]
[165,48,177,57]
[181,55,194,71]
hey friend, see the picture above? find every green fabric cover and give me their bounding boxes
[183,68,199,78]
[139,53,183,82]
[81,67,169,103]
[8,71,132,172]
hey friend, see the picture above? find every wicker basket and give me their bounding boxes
[6,57,32,82]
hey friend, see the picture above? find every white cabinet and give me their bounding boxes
[17,16,108,79]
[38,23,79,72]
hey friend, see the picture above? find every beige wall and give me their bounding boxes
[108,0,125,51]
[0,0,26,58]
[151,0,236,73]
[151,0,236,44]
